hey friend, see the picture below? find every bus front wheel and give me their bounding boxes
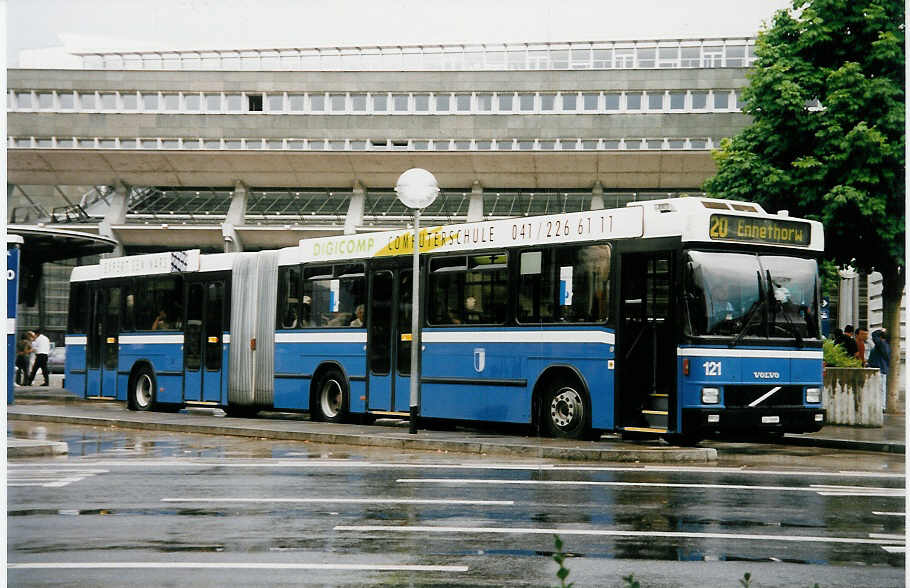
[129,367,155,412]
[311,368,348,423]
[542,382,590,439]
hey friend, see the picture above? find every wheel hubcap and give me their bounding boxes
[321,379,343,418]
[550,387,582,429]
[135,374,152,408]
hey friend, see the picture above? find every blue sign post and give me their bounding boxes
[8,236,23,404]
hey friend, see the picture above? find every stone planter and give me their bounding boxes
[822,368,883,427]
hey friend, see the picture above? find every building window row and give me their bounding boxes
[8,89,747,114]
[9,136,722,151]
[75,38,755,72]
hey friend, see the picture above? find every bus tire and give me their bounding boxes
[129,366,156,412]
[311,368,348,423]
[542,381,591,439]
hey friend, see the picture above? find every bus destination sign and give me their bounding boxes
[709,214,811,247]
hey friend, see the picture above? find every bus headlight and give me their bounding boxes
[702,387,720,404]
[806,387,821,404]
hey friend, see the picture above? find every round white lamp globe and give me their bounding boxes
[395,168,439,209]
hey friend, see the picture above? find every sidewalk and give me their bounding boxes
[7,384,905,459]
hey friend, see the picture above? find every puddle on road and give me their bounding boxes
[7,422,359,460]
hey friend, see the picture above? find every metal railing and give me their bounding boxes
[71,38,756,71]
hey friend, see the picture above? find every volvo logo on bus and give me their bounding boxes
[753,371,781,379]
[474,348,486,373]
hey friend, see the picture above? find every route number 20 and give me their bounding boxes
[709,216,729,238]
[703,361,722,376]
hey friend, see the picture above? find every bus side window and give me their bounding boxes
[428,256,468,325]
[556,244,611,323]
[276,265,302,329]
[518,250,556,323]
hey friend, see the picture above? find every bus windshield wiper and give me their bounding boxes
[767,269,803,347]
[729,271,764,349]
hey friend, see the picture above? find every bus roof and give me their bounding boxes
[296,197,823,263]
[68,198,823,282]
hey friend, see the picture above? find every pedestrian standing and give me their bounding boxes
[854,327,868,366]
[15,334,32,385]
[840,325,858,357]
[868,329,891,412]
[27,329,51,386]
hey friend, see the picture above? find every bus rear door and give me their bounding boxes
[183,280,225,403]
[86,286,120,398]
[367,263,414,413]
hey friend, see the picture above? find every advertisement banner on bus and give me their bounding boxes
[301,208,645,263]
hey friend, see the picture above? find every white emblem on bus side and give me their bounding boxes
[474,348,486,373]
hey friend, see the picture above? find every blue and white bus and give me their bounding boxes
[66,197,826,441]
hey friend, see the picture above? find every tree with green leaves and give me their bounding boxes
[705,0,905,410]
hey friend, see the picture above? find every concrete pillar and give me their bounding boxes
[838,267,859,328]
[223,181,248,252]
[591,181,605,210]
[344,181,366,235]
[99,181,128,257]
[467,180,484,222]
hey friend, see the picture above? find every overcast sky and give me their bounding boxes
[6,0,792,66]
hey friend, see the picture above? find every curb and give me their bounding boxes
[7,410,717,464]
[782,434,905,454]
[8,438,69,458]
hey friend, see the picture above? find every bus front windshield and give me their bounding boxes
[685,250,820,341]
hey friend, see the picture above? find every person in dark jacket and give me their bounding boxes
[840,324,858,357]
[867,329,891,412]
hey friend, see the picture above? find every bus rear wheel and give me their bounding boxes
[543,382,591,439]
[129,367,155,412]
[311,368,348,423]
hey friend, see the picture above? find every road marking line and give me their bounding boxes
[812,484,905,491]
[8,562,470,572]
[872,512,906,516]
[334,524,905,545]
[7,469,109,474]
[816,493,905,497]
[9,461,901,479]
[43,477,88,488]
[882,546,906,553]
[869,534,906,540]
[161,498,514,506]
[396,478,904,495]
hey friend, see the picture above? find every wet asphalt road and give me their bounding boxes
[7,422,906,587]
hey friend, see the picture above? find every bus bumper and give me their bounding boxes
[682,407,826,435]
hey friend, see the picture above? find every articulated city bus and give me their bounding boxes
[65,197,826,441]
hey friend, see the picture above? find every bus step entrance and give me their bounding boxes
[642,409,668,428]
[647,393,668,411]
[641,392,669,428]
[622,426,668,434]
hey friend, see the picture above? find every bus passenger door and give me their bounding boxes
[393,269,414,413]
[86,287,119,398]
[183,280,225,403]
[85,288,103,397]
[617,252,675,432]
[367,269,394,411]
[202,281,224,402]
[102,287,121,398]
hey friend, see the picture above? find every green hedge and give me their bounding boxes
[823,339,862,368]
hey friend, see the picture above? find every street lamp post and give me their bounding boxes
[394,169,439,434]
